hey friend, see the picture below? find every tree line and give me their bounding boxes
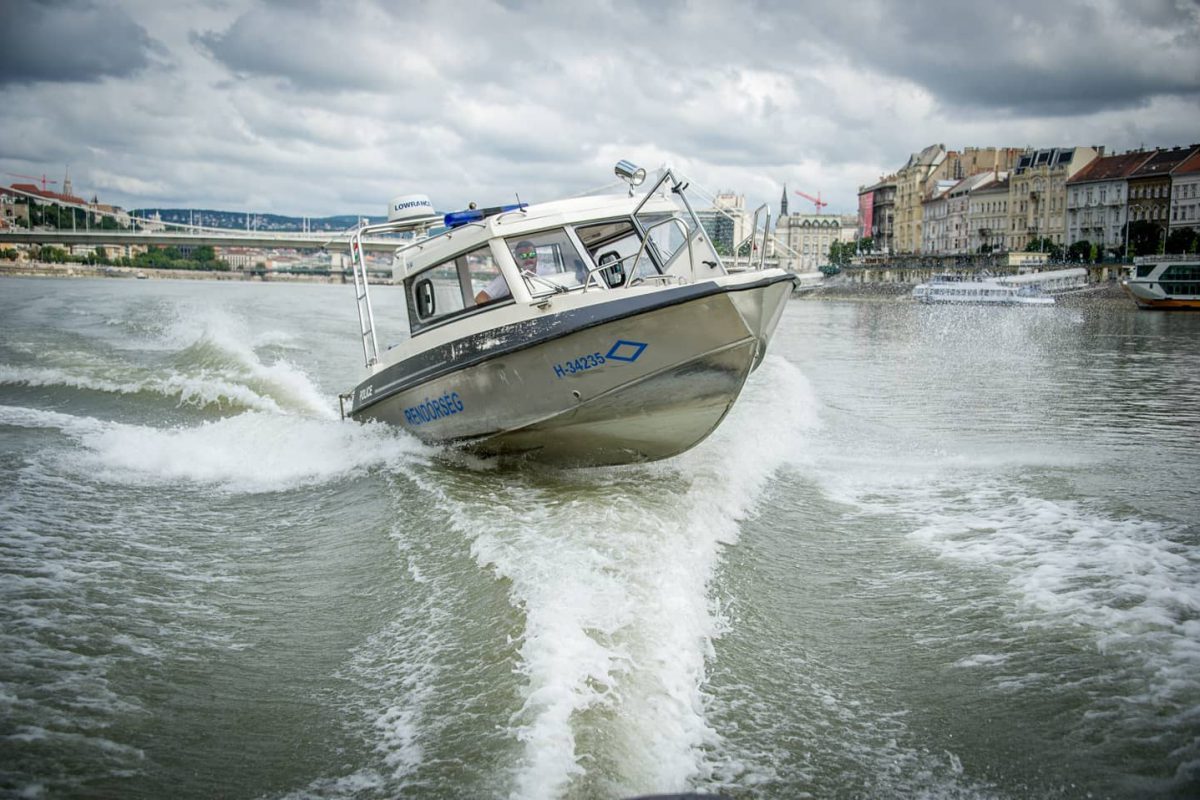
[825,225,1199,265]
[3,244,231,271]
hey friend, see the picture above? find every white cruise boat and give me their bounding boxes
[338,162,795,467]
[912,275,1055,306]
[1122,256,1200,310]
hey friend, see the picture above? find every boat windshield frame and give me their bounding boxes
[631,170,726,283]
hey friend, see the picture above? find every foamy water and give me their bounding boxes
[2,279,1198,799]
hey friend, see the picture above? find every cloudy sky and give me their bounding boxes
[1,0,1197,219]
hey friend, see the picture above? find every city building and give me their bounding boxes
[774,212,857,271]
[1065,150,1153,255]
[0,189,31,230]
[920,180,957,255]
[1169,149,1200,234]
[939,172,1000,255]
[858,177,896,254]
[893,144,946,255]
[8,183,87,207]
[968,175,1011,253]
[892,145,1024,254]
[1128,145,1200,247]
[1007,146,1102,251]
[696,190,748,255]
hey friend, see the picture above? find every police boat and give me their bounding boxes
[339,161,795,467]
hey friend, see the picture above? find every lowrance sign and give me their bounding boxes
[388,194,435,222]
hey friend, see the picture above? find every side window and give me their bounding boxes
[466,246,509,305]
[506,230,589,295]
[575,220,655,286]
[406,253,473,331]
[422,261,466,319]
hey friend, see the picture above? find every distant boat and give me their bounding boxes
[1122,256,1200,310]
[913,274,1054,306]
[791,271,824,294]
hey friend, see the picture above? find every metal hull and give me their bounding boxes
[350,275,792,466]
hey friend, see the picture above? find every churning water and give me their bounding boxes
[0,277,1197,799]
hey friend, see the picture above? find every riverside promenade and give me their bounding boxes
[3,259,1133,304]
[0,260,392,284]
[833,261,1130,286]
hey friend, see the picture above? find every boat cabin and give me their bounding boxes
[385,173,727,339]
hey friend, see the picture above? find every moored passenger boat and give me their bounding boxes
[1122,256,1200,310]
[912,275,1055,306]
[338,162,796,467]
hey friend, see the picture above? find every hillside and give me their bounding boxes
[130,208,387,232]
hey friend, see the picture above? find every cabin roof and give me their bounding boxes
[399,191,676,270]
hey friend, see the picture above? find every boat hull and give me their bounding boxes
[1122,279,1200,310]
[349,274,792,466]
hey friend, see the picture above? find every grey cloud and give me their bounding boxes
[0,0,162,85]
[778,0,1200,114]
[4,0,1197,218]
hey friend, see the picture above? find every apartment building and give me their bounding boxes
[920,180,957,255]
[968,175,1010,253]
[1065,150,1152,253]
[1007,146,1101,250]
[1128,146,1200,242]
[1170,149,1200,233]
[893,144,946,254]
[891,145,1024,254]
[857,177,896,254]
[943,172,1000,255]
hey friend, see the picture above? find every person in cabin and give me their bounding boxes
[475,239,540,304]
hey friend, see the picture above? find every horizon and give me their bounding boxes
[2,1,1197,219]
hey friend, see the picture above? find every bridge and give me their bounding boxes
[0,228,409,254]
[0,183,410,253]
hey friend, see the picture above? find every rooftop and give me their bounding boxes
[1067,151,1154,184]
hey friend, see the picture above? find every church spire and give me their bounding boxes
[780,184,788,217]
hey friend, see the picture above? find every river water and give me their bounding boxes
[1,277,1197,799]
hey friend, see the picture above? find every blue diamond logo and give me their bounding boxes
[606,339,647,362]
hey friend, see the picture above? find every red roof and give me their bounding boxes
[1067,151,1153,184]
[9,183,87,205]
[1172,149,1200,176]
[1129,145,1200,179]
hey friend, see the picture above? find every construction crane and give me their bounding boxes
[794,189,827,214]
[5,172,58,192]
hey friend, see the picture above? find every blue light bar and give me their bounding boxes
[443,202,527,228]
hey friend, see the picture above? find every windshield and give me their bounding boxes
[505,229,589,296]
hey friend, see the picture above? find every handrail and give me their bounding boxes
[734,203,768,270]
[758,208,772,269]
[343,216,440,368]
[349,226,379,368]
[1134,254,1197,264]
[639,216,696,281]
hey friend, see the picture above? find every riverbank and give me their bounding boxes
[3,260,1131,304]
[0,261,355,283]
[797,278,1129,304]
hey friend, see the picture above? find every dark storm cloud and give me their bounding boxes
[4,0,1196,216]
[781,0,1200,114]
[0,0,162,85]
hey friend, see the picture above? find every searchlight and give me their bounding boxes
[614,160,646,193]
